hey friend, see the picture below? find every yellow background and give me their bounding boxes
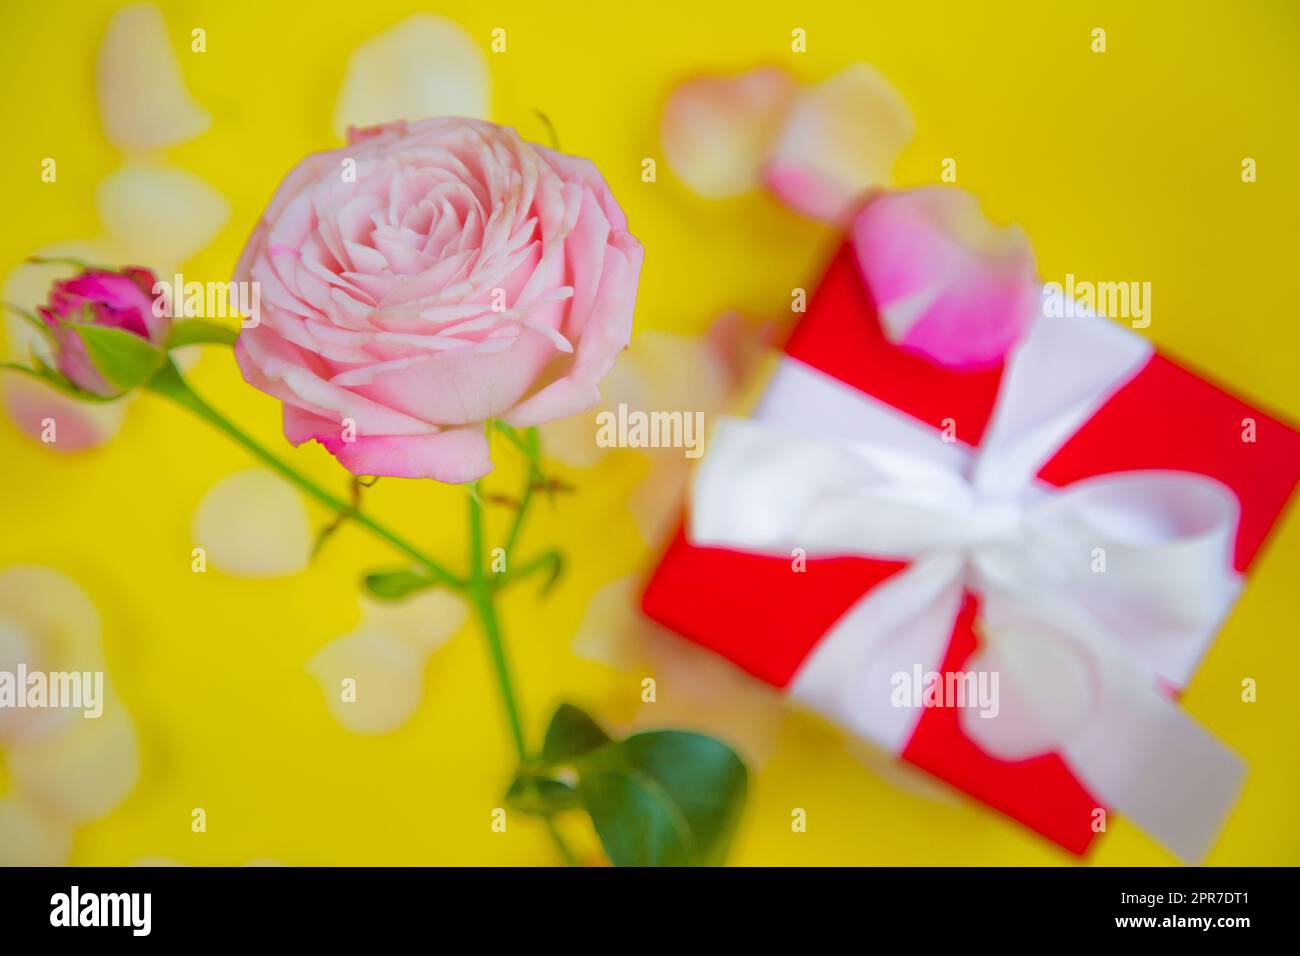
[1,0,1298,865]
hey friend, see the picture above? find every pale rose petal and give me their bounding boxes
[8,702,141,824]
[851,186,1038,369]
[0,611,39,741]
[333,14,489,139]
[307,626,428,735]
[628,458,689,545]
[501,238,642,427]
[661,67,797,199]
[842,736,962,805]
[572,576,651,670]
[96,3,211,148]
[0,796,72,866]
[98,164,231,266]
[358,589,467,656]
[3,380,129,452]
[0,566,104,671]
[764,63,914,223]
[191,469,312,578]
[633,623,786,769]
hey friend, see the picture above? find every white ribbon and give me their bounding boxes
[688,305,1246,862]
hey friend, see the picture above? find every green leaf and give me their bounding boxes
[580,730,749,867]
[540,703,612,763]
[362,568,436,601]
[504,774,580,816]
[530,703,749,867]
[71,324,163,391]
[167,320,238,349]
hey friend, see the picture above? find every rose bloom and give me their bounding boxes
[39,266,168,396]
[233,118,644,482]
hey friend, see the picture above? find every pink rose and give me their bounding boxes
[39,266,169,396]
[234,118,644,483]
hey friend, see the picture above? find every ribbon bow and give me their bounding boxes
[689,308,1246,862]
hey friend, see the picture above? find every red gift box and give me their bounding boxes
[642,242,1300,859]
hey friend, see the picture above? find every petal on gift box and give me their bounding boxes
[97,164,231,267]
[764,63,914,223]
[661,66,797,199]
[307,626,429,735]
[333,14,489,140]
[0,796,72,866]
[96,3,211,148]
[191,469,312,578]
[8,702,141,824]
[851,187,1039,369]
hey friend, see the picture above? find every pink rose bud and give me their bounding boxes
[234,117,644,484]
[39,266,170,395]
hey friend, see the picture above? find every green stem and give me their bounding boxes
[147,361,579,864]
[145,361,461,588]
[466,482,527,762]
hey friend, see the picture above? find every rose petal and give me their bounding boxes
[97,164,231,266]
[571,576,650,670]
[307,627,428,735]
[358,589,467,656]
[96,3,211,148]
[0,796,72,866]
[284,406,492,483]
[661,66,797,199]
[0,566,104,671]
[764,63,914,223]
[851,186,1039,369]
[333,14,489,139]
[191,469,312,578]
[7,702,141,825]
[3,380,129,452]
[633,624,785,769]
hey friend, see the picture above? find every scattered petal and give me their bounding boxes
[661,66,797,199]
[0,566,104,672]
[333,14,489,140]
[7,702,141,824]
[0,796,72,866]
[97,163,231,267]
[571,576,650,670]
[3,379,130,452]
[852,186,1039,369]
[764,63,914,223]
[96,3,211,148]
[358,589,467,656]
[572,575,786,767]
[192,469,312,578]
[634,621,786,768]
[307,626,428,735]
